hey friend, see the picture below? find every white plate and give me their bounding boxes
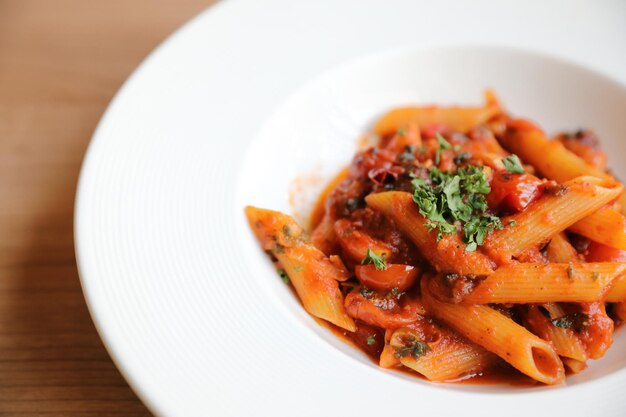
[75,1,626,416]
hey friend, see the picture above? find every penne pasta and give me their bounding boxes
[245,206,355,331]
[421,275,565,385]
[483,177,623,261]
[383,122,422,153]
[545,233,578,263]
[499,122,610,182]
[578,302,613,359]
[379,329,401,369]
[374,104,500,137]
[499,124,626,247]
[525,305,587,361]
[365,191,495,275]
[562,358,588,374]
[462,263,626,304]
[606,275,626,302]
[569,206,626,250]
[389,326,496,382]
[247,93,626,385]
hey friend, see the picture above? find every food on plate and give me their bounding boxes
[245,91,626,385]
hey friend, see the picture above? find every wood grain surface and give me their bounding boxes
[0,1,215,414]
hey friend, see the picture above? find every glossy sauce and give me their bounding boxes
[297,116,616,386]
[320,318,539,387]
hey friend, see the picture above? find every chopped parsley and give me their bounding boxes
[396,127,406,136]
[393,337,429,360]
[502,154,525,174]
[435,133,451,165]
[551,312,588,330]
[411,166,503,251]
[366,334,376,345]
[398,145,415,162]
[360,286,375,299]
[293,266,304,272]
[454,152,472,165]
[277,269,290,284]
[508,220,517,227]
[362,248,387,270]
[551,316,574,329]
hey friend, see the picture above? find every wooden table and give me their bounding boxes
[0,1,214,414]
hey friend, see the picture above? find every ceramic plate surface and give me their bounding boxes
[75,1,626,416]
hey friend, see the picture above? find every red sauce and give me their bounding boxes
[298,107,616,387]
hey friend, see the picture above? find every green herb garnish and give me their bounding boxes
[435,133,451,165]
[398,145,415,162]
[362,248,387,270]
[508,220,517,226]
[502,154,525,174]
[293,266,304,272]
[394,337,429,360]
[551,313,588,330]
[551,316,574,329]
[411,166,503,251]
[396,127,406,136]
[360,286,375,299]
[366,335,376,345]
[277,269,290,284]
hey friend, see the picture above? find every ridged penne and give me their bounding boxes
[365,191,495,275]
[379,329,401,369]
[525,305,587,361]
[422,276,565,384]
[247,93,626,385]
[606,275,626,302]
[499,123,610,182]
[462,263,626,304]
[483,177,623,261]
[569,206,626,250]
[389,326,496,382]
[545,233,578,263]
[383,122,422,153]
[499,125,624,246]
[374,105,500,136]
[562,358,588,374]
[245,206,355,331]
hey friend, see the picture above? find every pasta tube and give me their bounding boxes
[422,275,564,384]
[365,191,495,275]
[483,177,623,261]
[462,263,626,304]
[245,206,355,331]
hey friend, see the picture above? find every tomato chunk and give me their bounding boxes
[487,171,543,213]
[355,264,419,292]
[344,289,425,329]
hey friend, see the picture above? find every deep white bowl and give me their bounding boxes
[75,1,626,416]
[238,45,626,389]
